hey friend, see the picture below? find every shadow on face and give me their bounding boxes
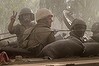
[73,24,86,37]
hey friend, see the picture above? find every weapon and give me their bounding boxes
[0,32,16,41]
[0,35,16,41]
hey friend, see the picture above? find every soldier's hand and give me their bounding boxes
[10,11,17,23]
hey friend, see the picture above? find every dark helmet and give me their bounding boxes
[18,8,34,21]
[70,19,86,30]
[91,22,99,33]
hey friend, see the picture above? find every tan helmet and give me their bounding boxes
[91,22,99,33]
[36,8,53,21]
[18,8,34,21]
[19,8,33,15]
[70,19,86,30]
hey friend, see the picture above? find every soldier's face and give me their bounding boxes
[73,24,86,37]
[22,13,31,23]
[46,15,53,27]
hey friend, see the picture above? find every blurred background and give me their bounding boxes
[0,0,99,40]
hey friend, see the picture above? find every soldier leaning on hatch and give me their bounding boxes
[19,8,55,57]
[8,8,36,47]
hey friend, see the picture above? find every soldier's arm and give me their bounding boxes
[8,11,17,34]
[8,20,15,34]
[47,31,56,44]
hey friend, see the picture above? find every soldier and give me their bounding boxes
[8,8,36,47]
[20,8,55,57]
[39,18,87,59]
[63,10,87,42]
[89,22,99,42]
[83,22,99,43]
[83,22,99,56]
[69,19,87,43]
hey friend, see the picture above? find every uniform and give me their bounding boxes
[19,8,55,57]
[20,23,55,56]
[10,22,35,42]
[83,22,99,56]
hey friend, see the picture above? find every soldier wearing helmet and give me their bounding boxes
[18,8,35,24]
[86,22,99,42]
[20,8,55,57]
[70,19,86,42]
[82,22,99,56]
[91,22,99,36]
[8,8,36,46]
[63,10,87,43]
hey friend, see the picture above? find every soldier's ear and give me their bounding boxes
[31,13,35,21]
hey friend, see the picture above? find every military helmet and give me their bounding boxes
[91,22,99,33]
[70,19,86,30]
[18,8,34,21]
[36,8,53,21]
[19,8,33,15]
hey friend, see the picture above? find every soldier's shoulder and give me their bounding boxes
[30,21,37,26]
[36,27,52,32]
[67,36,81,42]
[24,27,33,34]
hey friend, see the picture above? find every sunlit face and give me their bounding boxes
[73,24,86,37]
[22,13,31,23]
[46,15,53,27]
